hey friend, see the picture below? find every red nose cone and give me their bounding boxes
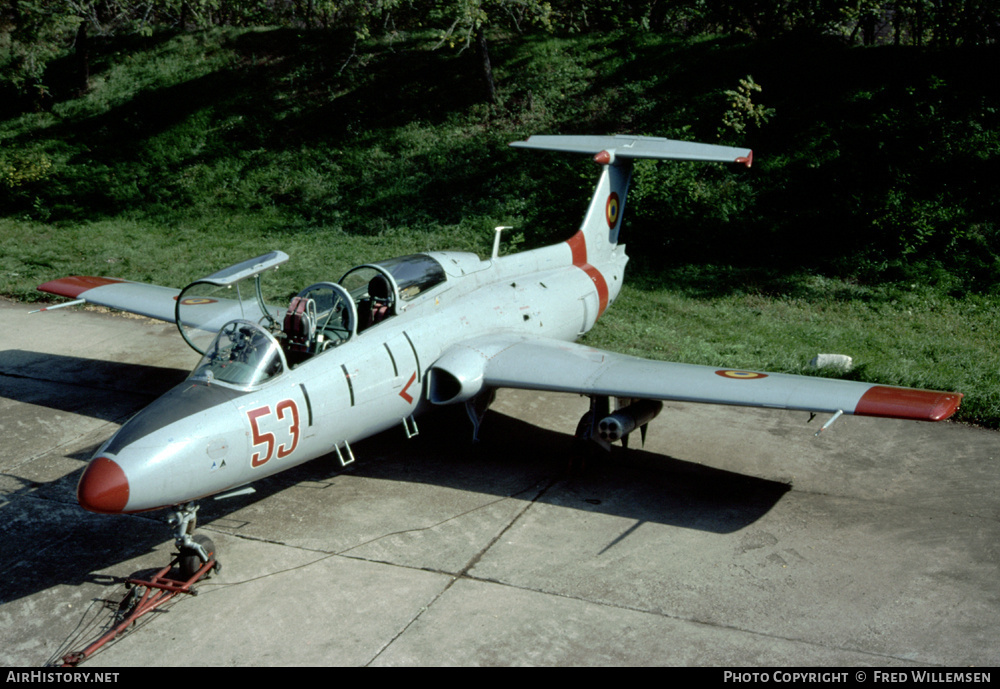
[77,457,130,513]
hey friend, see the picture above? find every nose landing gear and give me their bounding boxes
[170,502,221,580]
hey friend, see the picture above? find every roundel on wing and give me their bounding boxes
[180,297,218,306]
[715,370,768,380]
[606,192,620,229]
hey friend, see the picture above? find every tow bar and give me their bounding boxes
[60,542,219,667]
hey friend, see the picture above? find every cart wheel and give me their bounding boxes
[114,585,142,624]
[179,534,218,580]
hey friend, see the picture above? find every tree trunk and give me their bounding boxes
[476,28,497,105]
[75,19,90,96]
[861,11,877,45]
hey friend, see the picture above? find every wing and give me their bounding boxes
[38,276,181,322]
[427,336,962,422]
[37,275,277,354]
[37,252,290,328]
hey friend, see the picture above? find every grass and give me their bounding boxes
[1,27,998,427]
[586,272,1000,428]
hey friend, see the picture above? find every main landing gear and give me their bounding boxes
[59,502,219,667]
[574,395,664,459]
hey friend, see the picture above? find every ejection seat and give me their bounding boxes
[280,282,356,365]
[360,274,393,331]
[283,295,318,365]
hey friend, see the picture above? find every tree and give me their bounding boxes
[1,0,81,105]
[0,1,167,104]
[431,0,554,104]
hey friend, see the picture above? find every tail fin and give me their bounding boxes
[510,135,752,260]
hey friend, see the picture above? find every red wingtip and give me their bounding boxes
[855,386,963,422]
[38,276,123,299]
[736,151,753,168]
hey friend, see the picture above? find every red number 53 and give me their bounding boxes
[247,400,300,468]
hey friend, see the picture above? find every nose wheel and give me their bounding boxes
[170,502,221,579]
[179,533,220,580]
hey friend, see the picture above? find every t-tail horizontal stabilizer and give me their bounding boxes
[510,134,752,167]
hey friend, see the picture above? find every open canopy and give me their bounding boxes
[176,252,288,354]
[175,251,448,359]
[189,320,286,389]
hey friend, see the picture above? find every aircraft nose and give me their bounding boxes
[77,456,130,513]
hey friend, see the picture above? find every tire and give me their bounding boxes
[179,534,217,580]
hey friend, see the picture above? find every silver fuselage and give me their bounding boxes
[92,240,627,512]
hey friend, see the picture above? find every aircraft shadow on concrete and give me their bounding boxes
[1,354,788,614]
[0,350,189,421]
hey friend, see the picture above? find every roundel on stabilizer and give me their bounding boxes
[605,192,620,228]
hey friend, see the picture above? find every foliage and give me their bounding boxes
[0,0,81,95]
[430,0,553,48]
[719,75,775,137]
[2,26,997,287]
[1,145,52,188]
[3,2,996,111]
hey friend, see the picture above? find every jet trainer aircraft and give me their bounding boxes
[38,135,962,573]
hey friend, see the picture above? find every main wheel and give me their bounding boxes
[179,534,219,580]
[574,411,594,442]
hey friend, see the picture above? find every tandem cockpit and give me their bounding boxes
[177,251,447,388]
